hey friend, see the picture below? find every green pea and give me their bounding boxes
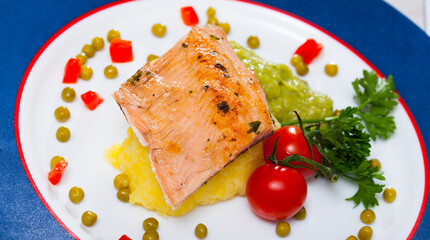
[207,17,219,26]
[325,63,338,76]
[369,158,381,171]
[151,23,167,38]
[79,65,93,80]
[147,54,159,62]
[54,106,70,122]
[383,187,396,203]
[333,109,343,116]
[142,230,159,240]
[296,61,309,76]
[247,36,260,49]
[276,221,291,237]
[50,156,65,169]
[357,226,372,240]
[69,187,85,204]
[346,236,358,240]
[104,65,118,79]
[290,54,303,67]
[143,217,159,231]
[107,29,121,43]
[61,87,76,102]
[360,209,376,224]
[82,44,95,58]
[218,22,230,34]
[91,36,104,50]
[117,188,130,202]
[206,7,216,17]
[194,223,207,239]
[81,211,97,227]
[113,173,129,189]
[293,207,306,220]
[56,126,70,142]
[76,53,87,65]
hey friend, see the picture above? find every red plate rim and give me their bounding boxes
[13,0,429,239]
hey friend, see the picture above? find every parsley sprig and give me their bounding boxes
[353,70,398,140]
[276,70,398,208]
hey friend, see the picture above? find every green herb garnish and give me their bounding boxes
[276,70,398,208]
[247,121,261,134]
[210,34,220,40]
[352,70,398,140]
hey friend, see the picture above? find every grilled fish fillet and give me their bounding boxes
[113,25,274,209]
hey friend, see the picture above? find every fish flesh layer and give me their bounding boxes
[113,25,274,209]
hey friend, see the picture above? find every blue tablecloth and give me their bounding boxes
[1,0,429,239]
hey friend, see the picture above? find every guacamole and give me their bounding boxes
[231,41,333,124]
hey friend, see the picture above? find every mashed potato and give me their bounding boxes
[105,128,264,216]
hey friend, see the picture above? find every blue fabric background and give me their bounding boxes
[0,0,429,239]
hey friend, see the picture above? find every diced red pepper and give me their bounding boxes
[63,58,81,84]
[81,90,104,111]
[119,235,132,240]
[294,39,323,64]
[48,161,68,185]
[109,38,133,63]
[181,6,199,26]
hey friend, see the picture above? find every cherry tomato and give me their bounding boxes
[246,164,307,220]
[294,39,323,64]
[181,6,199,26]
[263,126,322,179]
[81,91,104,111]
[48,160,68,185]
[63,58,81,84]
[109,38,133,63]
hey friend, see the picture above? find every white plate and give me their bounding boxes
[16,0,427,239]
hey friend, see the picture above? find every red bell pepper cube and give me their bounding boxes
[81,90,104,111]
[110,38,133,63]
[294,39,323,64]
[181,6,199,26]
[119,235,132,240]
[63,58,81,84]
[48,160,68,185]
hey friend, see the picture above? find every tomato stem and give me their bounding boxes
[268,137,336,182]
[280,115,338,127]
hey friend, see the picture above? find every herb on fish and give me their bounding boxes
[276,70,398,208]
[182,42,188,48]
[217,100,230,113]
[210,34,220,40]
[189,90,193,94]
[215,63,228,73]
[197,55,202,60]
[146,71,151,76]
[128,70,142,85]
[204,85,210,92]
[234,92,239,97]
[223,74,229,78]
[132,70,142,80]
[247,121,261,134]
